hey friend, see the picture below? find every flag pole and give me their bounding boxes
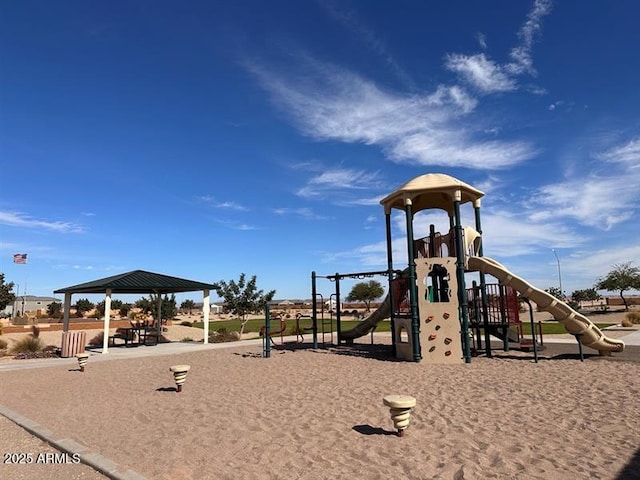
[23,261,28,316]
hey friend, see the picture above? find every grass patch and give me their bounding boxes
[193,318,393,336]
[519,322,616,335]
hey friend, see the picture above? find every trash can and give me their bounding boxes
[61,331,87,358]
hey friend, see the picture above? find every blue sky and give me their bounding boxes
[1,0,639,304]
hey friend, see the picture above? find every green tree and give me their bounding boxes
[346,280,385,312]
[213,274,275,338]
[595,262,640,311]
[47,301,62,319]
[95,299,123,317]
[544,286,563,300]
[119,303,132,318]
[571,288,600,304]
[180,299,196,315]
[0,273,16,311]
[74,298,94,317]
[136,294,177,322]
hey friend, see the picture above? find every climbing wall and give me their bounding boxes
[416,258,464,364]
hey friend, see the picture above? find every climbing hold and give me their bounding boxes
[425,316,434,323]
[445,350,452,356]
[428,334,437,341]
[443,312,450,319]
[435,325,441,331]
[429,346,436,353]
[444,337,452,345]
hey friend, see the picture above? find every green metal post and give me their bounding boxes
[453,199,471,363]
[474,204,492,358]
[404,202,421,362]
[335,274,341,345]
[311,271,318,349]
[264,304,271,358]
[385,212,397,355]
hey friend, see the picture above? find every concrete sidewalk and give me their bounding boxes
[0,338,268,372]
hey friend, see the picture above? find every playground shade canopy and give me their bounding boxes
[54,270,217,295]
[380,173,484,214]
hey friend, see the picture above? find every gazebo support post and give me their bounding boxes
[62,293,71,333]
[156,294,162,340]
[101,289,112,354]
[203,289,210,344]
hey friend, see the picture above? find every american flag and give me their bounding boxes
[13,253,27,264]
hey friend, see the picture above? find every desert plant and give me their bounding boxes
[180,321,193,327]
[625,311,640,325]
[209,329,240,343]
[0,338,7,350]
[621,318,633,327]
[181,337,193,342]
[31,325,40,338]
[88,332,104,346]
[10,335,45,354]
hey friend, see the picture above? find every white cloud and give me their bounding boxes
[477,32,487,50]
[272,207,328,220]
[446,0,552,92]
[507,0,553,75]
[197,196,248,211]
[445,53,517,93]
[597,137,640,166]
[296,168,385,198]
[531,135,640,229]
[0,211,84,233]
[248,59,534,170]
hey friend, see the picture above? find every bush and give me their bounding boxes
[209,329,240,343]
[180,321,193,327]
[88,332,104,346]
[181,337,193,342]
[621,318,633,327]
[10,335,45,354]
[0,338,7,350]
[625,311,640,325]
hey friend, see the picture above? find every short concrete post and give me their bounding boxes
[76,353,89,372]
[383,394,416,437]
[169,365,191,393]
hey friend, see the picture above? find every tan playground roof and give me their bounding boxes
[380,173,484,214]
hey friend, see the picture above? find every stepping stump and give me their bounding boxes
[383,394,416,437]
[169,365,191,393]
[75,353,89,372]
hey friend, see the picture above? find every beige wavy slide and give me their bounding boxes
[340,294,391,340]
[467,256,625,353]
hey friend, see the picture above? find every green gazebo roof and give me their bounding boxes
[54,270,217,295]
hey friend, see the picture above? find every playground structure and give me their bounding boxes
[308,173,625,364]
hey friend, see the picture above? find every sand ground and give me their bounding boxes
[1,311,639,479]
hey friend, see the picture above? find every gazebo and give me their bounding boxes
[54,270,218,354]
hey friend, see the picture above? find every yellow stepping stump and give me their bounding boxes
[75,353,89,372]
[383,395,416,437]
[169,365,191,393]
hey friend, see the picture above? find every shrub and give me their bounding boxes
[180,321,193,327]
[0,338,7,350]
[621,318,633,327]
[625,311,640,324]
[88,332,104,346]
[209,330,240,343]
[10,335,45,354]
[181,337,193,342]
